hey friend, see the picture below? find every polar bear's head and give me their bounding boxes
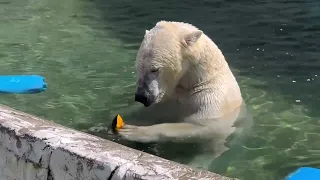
[134,21,203,107]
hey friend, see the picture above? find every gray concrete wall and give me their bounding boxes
[0,105,237,180]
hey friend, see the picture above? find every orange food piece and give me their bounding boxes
[115,114,125,130]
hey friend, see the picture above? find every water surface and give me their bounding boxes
[0,0,320,179]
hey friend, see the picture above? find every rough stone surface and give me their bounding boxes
[0,105,237,180]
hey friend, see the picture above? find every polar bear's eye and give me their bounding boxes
[150,68,159,73]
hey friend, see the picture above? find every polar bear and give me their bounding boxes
[117,21,252,159]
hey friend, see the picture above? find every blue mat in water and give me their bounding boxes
[0,75,47,94]
[285,167,320,180]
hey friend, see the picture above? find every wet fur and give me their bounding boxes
[117,21,253,168]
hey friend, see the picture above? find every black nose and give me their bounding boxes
[135,92,150,107]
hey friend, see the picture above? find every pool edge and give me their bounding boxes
[0,105,237,180]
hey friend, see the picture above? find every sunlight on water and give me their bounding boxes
[0,0,319,179]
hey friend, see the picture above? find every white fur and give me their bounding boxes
[118,21,252,160]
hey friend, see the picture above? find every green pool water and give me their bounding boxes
[1,0,320,179]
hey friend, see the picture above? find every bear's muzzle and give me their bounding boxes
[135,90,152,107]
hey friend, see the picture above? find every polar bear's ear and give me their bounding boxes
[182,30,203,47]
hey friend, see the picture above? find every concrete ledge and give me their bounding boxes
[0,105,236,180]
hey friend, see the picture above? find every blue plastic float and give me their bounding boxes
[0,75,47,94]
[285,167,320,180]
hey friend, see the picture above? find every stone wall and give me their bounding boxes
[0,105,236,180]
